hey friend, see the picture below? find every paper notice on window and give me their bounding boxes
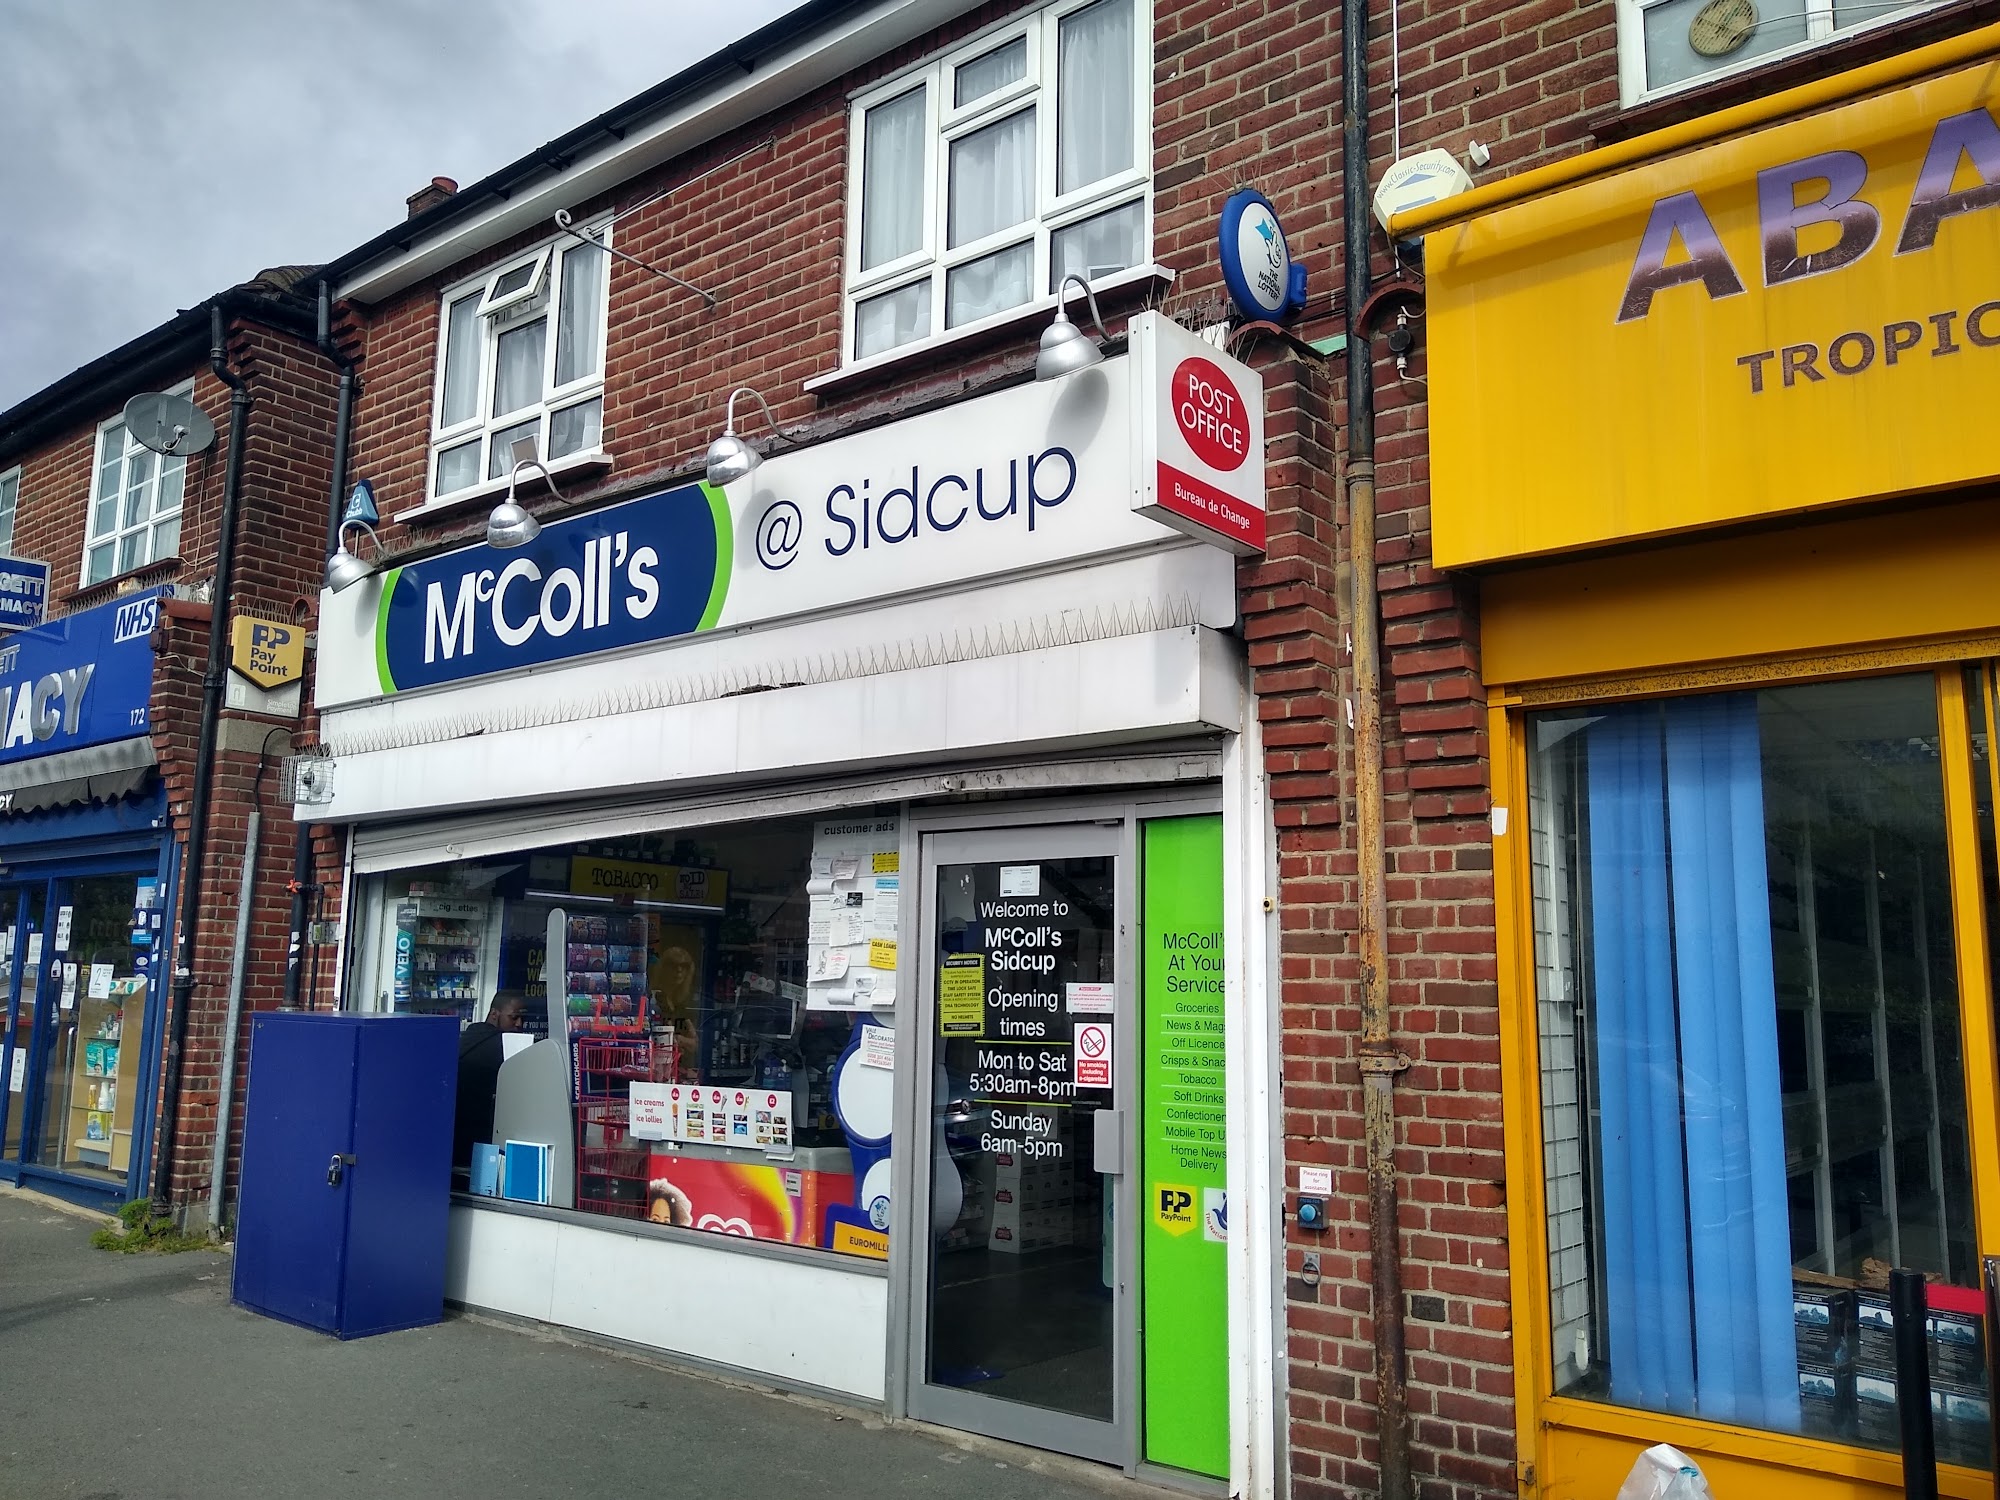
[628,1082,671,1141]
[825,913,861,948]
[939,955,984,1036]
[830,857,859,882]
[7,1050,21,1094]
[60,964,78,1011]
[53,907,72,953]
[808,948,850,984]
[25,934,41,967]
[872,851,899,875]
[999,866,1040,897]
[867,938,897,970]
[1067,982,1115,1014]
[87,964,113,1001]
[860,1024,895,1070]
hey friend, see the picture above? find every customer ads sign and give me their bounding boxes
[0,589,161,767]
[1130,312,1267,554]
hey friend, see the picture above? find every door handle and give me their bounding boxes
[1091,1109,1125,1174]
[327,1153,355,1187]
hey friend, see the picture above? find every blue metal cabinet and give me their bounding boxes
[232,1013,457,1338]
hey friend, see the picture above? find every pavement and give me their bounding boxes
[0,1186,1131,1500]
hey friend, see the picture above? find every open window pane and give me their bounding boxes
[488,418,541,480]
[862,88,927,271]
[1058,0,1135,194]
[492,319,548,419]
[948,108,1035,248]
[855,281,932,358]
[548,397,602,460]
[1528,675,1980,1455]
[1051,200,1144,288]
[439,293,483,429]
[945,242,1032,326]
[554,242,606,387]
[956,36,1027,107]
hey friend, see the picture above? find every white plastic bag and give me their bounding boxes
[1614,1444,1715,1500]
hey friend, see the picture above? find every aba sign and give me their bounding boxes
[0,559,50,630]
[375,483,730,695]
[0,589,161,766]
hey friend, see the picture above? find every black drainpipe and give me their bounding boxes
[1342,0,1414,1494]
[282,282,357,1010]
[151,304,251,1213]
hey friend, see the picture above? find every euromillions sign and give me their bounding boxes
[0,558,51,631]
[0,588,161,766]
[322,325,1266,708]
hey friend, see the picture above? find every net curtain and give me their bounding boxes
[1584,694,1799,1430]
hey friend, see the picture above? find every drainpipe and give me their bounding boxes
[1342,0,1414,1493]
[150,304,251,1214]
[283,282,356,1009]
[206,727,289,1234]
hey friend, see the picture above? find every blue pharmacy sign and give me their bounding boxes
[372,482,730,695]
[0,588,162,767]
[0,558,51,630]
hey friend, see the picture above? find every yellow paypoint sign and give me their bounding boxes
[230,616,304,690]
[1419,52,2000,567]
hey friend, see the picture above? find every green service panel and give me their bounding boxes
[1141,813,1228,1479]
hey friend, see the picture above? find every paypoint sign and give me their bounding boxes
[230,616,304,690]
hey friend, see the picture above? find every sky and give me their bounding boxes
[0,0,800,411]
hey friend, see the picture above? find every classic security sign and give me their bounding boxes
[230,615,304,690]
[0,589,161,768]
[1130,311,1268,553]
[321,350,1212,706]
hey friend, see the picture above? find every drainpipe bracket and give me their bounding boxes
[1357,1047,1411,1075]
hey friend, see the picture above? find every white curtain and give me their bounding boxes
[555,242,605,386]
[491,319,546,418]
[949,108,1034,247]
[947,243,1032,326]
[862,88,927,270]
[856,282,931,357]
[1059,0,1135,195]
[439,293,482,427]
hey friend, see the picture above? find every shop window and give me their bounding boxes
[347,814,890,1256]
[1527,675,1982,1453]
[843,0,1150,363]
[0,466,18,554]
[427,227,609,504]
[85,392,188,585]
[1617,0,1943,104]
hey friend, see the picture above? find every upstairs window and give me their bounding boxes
[86,391,188,585]
[0,468,17,555]
[429,227,610,503]
[843,0,1150,363]
[1620,0,1943,103]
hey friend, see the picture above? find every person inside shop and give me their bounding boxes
[454,990,527,1181]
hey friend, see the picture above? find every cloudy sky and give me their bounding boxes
[0,0,798,411]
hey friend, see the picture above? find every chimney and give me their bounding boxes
[405,176,459,219]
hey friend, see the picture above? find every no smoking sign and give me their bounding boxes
[1074,1021,1113,1089]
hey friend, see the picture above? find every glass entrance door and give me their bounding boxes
[0,885,45,1161]
[908,824,1132,1463]
[37,875,150,1183]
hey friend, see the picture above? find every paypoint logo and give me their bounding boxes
[1154,1183,1197,1236]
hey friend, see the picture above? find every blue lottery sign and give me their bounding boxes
[0,558,50,630]
[1218,188,1308,323]
[0,588,162,767]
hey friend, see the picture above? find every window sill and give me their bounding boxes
[450,1191,888,1274]
[803,262,1176,399]
[396,449,615,526]
[1591,0,1990,143]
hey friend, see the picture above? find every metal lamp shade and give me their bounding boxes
[486,498,542,549]
[1035,317,1104,381]
[704,432,761,488]
[325,546,374,593]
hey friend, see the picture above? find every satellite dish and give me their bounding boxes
[122,392,216,457]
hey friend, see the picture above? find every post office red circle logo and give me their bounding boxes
[1172,357,1250,473]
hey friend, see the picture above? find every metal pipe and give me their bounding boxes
[1892,1267,1938,1500]
[150,305,251,1213]
[205,801,259,1233]
[1343,0,1413,1490]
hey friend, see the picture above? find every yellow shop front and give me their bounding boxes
[1399,26,2000,1500]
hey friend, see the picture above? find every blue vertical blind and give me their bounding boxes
[1585,694,1801,1429]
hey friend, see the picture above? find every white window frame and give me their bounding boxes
[83,385,190,587]
[1616,0,1945,107]
[0,467,18,557]
[426,221,612,508]
[840,0,1152,366]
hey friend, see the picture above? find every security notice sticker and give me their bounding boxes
[939,953,985,1036]
[1154,1182,1197,1236]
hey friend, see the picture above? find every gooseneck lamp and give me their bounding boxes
[704,387,784,487]
[487,437,567,549]
[324,519,381,593]
[1035,274,1109,382]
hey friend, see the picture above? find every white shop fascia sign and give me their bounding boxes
[314,311,1266,709]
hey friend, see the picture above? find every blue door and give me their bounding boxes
[232,1016,359,1333]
